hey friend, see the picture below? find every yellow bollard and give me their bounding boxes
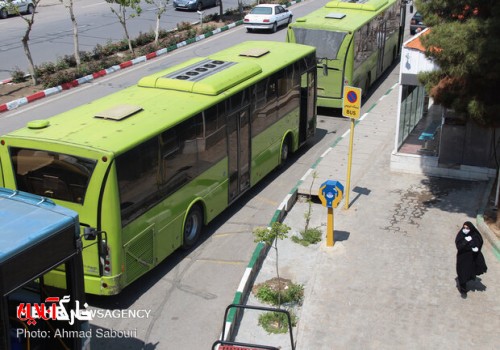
[326,207,334,247]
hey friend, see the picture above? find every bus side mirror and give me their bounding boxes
[410,5,413,13]
[83,227,97,240]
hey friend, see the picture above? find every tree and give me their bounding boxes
[415,0,500,127]
[17,0,42,85]
[253,222,290,309]
[144,0,169,44]
[105,0,142,55]
[415,0,500,226]
[59,0,81,69]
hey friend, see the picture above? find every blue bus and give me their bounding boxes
[0,188,90,350]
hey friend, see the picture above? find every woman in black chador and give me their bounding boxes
[455,221,487,295]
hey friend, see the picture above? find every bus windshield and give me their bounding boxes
[291,28,347,60]
[11,148,97,204]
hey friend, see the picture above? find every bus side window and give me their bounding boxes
[160,115,202,195]
[201,104,227,171]
[116,137,160,224]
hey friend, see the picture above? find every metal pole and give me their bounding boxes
[345,118,355,209]
[326,207,334,247]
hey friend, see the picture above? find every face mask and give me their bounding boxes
[462,228,470,234]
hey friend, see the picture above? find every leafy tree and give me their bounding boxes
[59,0,81,69]
[415,0,500,126]
[144,0,169,44]
[17,0,42,85]
[105,0,142,55]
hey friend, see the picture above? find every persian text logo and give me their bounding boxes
[16,296,91,326]
[17,296,152,326]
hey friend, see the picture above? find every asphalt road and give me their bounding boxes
[0,0,243,80]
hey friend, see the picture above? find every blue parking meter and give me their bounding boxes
[318,180,344,208]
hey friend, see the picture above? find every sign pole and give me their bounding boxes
[345,118,355,210]
[342,86,362,210]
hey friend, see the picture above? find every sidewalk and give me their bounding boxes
[229,84,500,349]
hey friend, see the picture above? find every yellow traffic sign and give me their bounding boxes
[342,86,362,119]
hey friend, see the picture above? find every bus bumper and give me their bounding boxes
[45,269,123,296]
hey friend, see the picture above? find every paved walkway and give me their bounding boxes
[228,83,500,349]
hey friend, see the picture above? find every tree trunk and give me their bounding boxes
[155,13,160,44]
[68,0,81,68]
[219,1,224,22]
[120,8,134,55]
[274,241,282,309]
[21,22,37,85]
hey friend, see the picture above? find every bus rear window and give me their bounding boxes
[10,148,97,204]
[291,28,346,60]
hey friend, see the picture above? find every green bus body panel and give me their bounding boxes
[0,41,316,295]
[251,109,300,185]
[287,0,400,108]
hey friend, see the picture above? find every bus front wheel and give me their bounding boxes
[183,205,203,249]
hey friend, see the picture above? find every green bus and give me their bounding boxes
[286,0,406,108]
[0,41,317,295]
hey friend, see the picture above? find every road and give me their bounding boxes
[0,1,414,348]
[0,0,243,80]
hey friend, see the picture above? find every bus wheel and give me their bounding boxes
[280,137,290,167]
[183,205,203,249]
[0,8,7,19]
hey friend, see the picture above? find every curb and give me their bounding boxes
[221,187,299,343]
[0,0,304,114]
[476,177,500,261]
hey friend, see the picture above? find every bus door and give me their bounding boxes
[299,70,316,144]
[376,20,387,77]
[227,107,251,202]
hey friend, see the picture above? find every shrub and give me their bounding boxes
[133,31,155,47]
[61,54,77,68]
[135,42,160,57]
[11,68,27,83]
[177,21,192,31]
[255,282,304,306]
[55,58,70,71]
[39,69,78,89]
[258,310,297,334]
[35,62,57,77]
[291,227,322,246]
[200,24,217,34]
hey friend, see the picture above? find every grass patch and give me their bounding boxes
[258,310,297,334]
[291,227,322,246]
[253,278,304,306]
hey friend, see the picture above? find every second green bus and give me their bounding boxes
[287,0,407,108]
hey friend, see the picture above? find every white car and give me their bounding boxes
[0,0,34,19]
[244,4,293,33]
